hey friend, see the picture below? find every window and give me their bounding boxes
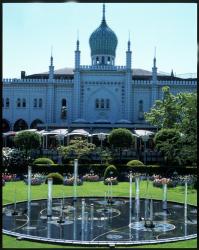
[96,99,99,109]
[22,98,26,107]
[6,98,10,108]
[2,98,4,108]
[107,57,110,65]
[62,99,66,107]
[138,100,144,120]
[17,98,21,107]
[33,98,37,108]
[102,56,105,64]
[106,99,110,109]
[96,57,99,64]
[39,98,42,108]
[101,99,104,109]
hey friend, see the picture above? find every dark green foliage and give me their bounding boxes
[154,128,182,165]
[14,131,41,151]
[108,128,134,148]
[46,172,64,184]
[33,157,54,165]
[104,165,118,179]
[127,160,144,167]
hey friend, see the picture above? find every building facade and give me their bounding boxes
[2,5,196,132]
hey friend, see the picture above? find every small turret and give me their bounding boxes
[49,47,54,80]
[126,32,132,70]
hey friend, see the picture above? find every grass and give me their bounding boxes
[3,181,197,248]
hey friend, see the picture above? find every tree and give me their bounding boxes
[154,128,182,166]
[144,86,180,129]
[145,87,197,166]
[108,128,134,160]
[14,131,42,159]
[58,137,96,161]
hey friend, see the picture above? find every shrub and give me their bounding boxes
[127,160,144,169]
[104,165,118,179]
[46,172,64,184]
[2,179,5,186]
[104,177,118,185]
[33,157,54,165]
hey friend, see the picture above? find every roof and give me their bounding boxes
[25,67,196,81]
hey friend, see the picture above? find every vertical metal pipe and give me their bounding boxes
[47,178,53,217]
[73,159,78,201]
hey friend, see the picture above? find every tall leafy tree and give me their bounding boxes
[58,137,96,161]
[14,131,41,159]
[145,87,197,165]
[108,128,134,160]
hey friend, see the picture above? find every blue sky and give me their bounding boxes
[3,2,197,78]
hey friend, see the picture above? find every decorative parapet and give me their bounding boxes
[3,78,74,84]
[132,80,196,86]
[79,65,127,71]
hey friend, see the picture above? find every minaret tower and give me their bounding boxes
[75,31,81,69]
[124,33,133,122]
[73,32,81,121]
[49,47,54,80]
[151,47,158,106]
[126,32,132,70]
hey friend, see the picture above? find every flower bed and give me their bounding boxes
[2,173,21,182]
[83,174,99,182]
[104,177,118,185]
[153,176,177,188]
[24,174,44,186]
[63,177,83,186]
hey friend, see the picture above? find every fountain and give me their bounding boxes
[2,166,197,245]
[27,166,32,204]
[47,178,53,217]
[162,182,168,210]
[73,159,78,202]
[57,199,65,224]
[12,184,18,215]
[81,198,85,241]
[184,176,188,224]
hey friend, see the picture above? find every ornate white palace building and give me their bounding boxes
[2,5,196,133]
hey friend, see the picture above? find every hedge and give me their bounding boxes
[33,157,54,165]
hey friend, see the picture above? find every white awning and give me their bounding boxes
[67,129,90,137]
[134,129,154,137]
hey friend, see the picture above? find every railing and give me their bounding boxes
[79,65,127,71]
[3,78,74,84]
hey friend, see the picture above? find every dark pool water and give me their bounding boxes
[3,197,197,245]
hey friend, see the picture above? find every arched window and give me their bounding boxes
[39,98,42,108]
[96,99,99,109]
[17,98,21,107]
[6,98,10,108]
[33,98,37,108]
[96,57,99,64]
[22,98,26,107]
[101,99,104,109]
[138,100,144,120]
[102,56,105,64]
[107,57,110,65]
[62,99,66,107]
[106,99,110,109]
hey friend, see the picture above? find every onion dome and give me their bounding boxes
[89,4,118,57]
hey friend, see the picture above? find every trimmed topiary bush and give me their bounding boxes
[33,157,54,165]
[46,172,63,184]
[127,160,144,168]
[104,165,118,179]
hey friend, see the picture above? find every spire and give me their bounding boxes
[102,3,106,24]
[153,46,156,67]
[50,46,53,66]
[128,30,131,51]
[171,69,174,77]
[76,29,79,50]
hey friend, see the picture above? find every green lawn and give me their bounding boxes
[3,181,197,248]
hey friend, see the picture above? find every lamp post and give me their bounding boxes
[98,133,106,165]
[142,132,149,165]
